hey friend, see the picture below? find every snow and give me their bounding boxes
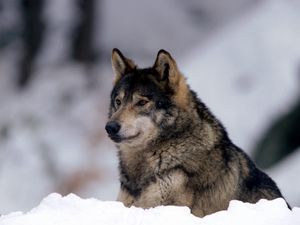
[0,64,119,213]
[0,193,299,225]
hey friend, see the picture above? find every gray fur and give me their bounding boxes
[107,49,287,217]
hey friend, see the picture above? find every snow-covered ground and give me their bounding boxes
[0,193,299,225]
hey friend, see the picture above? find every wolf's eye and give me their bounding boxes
[115,99,121,106]
[136,99,148,107]
[157,101,163,108]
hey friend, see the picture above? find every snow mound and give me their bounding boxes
[1,193,299,225]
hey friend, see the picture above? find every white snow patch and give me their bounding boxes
[0,193,299,225]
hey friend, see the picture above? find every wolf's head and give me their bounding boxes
[105,49,192,149]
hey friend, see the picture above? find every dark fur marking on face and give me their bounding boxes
[109,68,174,115]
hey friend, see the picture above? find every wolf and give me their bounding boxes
[105,48,288,217]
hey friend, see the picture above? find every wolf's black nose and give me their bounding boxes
[105,121,121,135]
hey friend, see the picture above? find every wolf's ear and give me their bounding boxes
[154,50,189,109]
[111,48,136,83]
[153,50,181,86]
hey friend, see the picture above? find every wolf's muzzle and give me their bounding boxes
[105,121,122,142]
[105,121,121,135]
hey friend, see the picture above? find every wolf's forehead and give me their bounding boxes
[115,73,161,97]
[118,85,153,100]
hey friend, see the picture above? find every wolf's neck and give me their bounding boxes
[188,89,228,139]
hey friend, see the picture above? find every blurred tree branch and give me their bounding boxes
[253,78,300,169]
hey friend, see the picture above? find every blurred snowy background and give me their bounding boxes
[0,0,299,214]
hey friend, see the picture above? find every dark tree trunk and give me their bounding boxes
[72,0,96,64]
[18,0,45,88]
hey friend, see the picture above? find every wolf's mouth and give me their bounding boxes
[109,132,141,143]
[109,134,122,143]
[124,132,141,141]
